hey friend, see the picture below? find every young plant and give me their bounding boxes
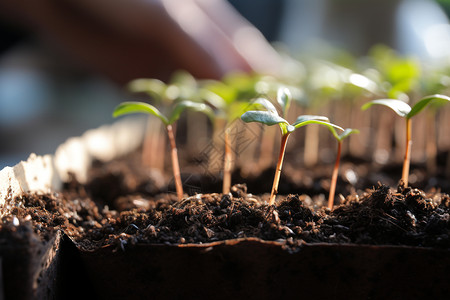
[241,88,343,205]
[113,101,213,201]
[126,73,198,170]
[362,94,450,186]
[200,78,263,194]
[325,128,359,209]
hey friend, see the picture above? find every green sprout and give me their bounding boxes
[326,128,359,209]
[200,80,261,194]
[113,101,213,201]
[126,73,199,171]
[241,88,343,205]
[362,94,450,186]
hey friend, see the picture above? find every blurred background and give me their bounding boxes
[1,0,450,169]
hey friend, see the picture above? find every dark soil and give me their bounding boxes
[3,153,449,252]
[3,152,450,299]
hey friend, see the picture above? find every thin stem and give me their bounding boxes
[425,111,437,174]
[328,141,342,210]
[167,124,184,201]
[142,118,165,170]
[223,127,233,194]
[269,133,290,205]
[402,118,412,186]
[304,124,319,167]
[209,118,226,172]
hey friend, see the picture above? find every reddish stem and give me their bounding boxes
[401,118,412,187]
[223,127,233,194]
[167,124,184,201]
[328,141,342,210]
[269,133,290,205]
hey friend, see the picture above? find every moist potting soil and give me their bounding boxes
[2,152,450,299]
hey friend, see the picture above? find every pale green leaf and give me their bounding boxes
[228,101,260,123]
[253,98,279,115]
[327,127,360,141]
[338,128,360,140]
[127,79,166,99]
[113,101,169,125]
[199,89,226,111]
[201,80,237,104]
[241,111,288,126]
[168,100,214,124]
[277,87,292,118]
[361,99,411,118]
[292,115,330,127]
[293,119,343,134]
[408,94,450,119]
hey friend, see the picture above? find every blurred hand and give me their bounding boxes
[0,0,281,83]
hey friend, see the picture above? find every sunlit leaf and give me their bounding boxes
[292,115,329,127]
[293,118,343,133]
[368,45,420,96]
[199,89,227,110]
[347,73,380,95]
[408,94,450,119]
[327,127,360,141]
[253,98,278,115]
[228,101,259,123]
[361,99,411,118]
[113,101,169,125]
[277,87,292,118]
[339,128,359,140]
[241,111,288,126]
[168,100,214,124]
[202,80,237,104]
[127,79,166,100]
[170,70,196,87]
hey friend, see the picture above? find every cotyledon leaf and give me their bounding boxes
[168,100,214,124]
[407,94,450,119]
[277,87,292,118]
[361,99,411,118]
[292,115,330,127]
[113,101,169,125]
[253,98,279,115]
[241,110,288,126]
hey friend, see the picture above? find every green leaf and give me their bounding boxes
[127,78,166,94]
[199,89,226,111]
[253,98,278,115]
[113,101,169,125]
[241,111,288,126]
[292,115,329,127]
[201,80,237,104]
[168,100,214,124]
[338,128,360,140]
[169,70,196,87]
[127,79,166,100]
[369,45,420,95]
[407,94,450,119]
[361,99,411,118]
[228,101,259,123]
[293,119,343,133]
[347,73,380,95]
[277,87,292,118]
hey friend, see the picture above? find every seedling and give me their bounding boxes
[362,94,450,186]
[113,101,213,201]
[241,88,343,205]
[200,78,264,194]
[126,73,198,170]
[325,128,359,209]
